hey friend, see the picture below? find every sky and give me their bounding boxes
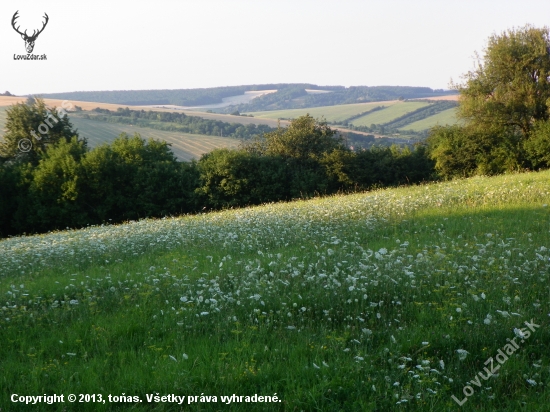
[2,0,550,96]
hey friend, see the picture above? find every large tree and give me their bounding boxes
[428,25,550,176]
[0,98,82,163]
[244,114,345,160]
[456,25,550,139]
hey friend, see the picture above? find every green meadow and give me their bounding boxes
[1,171,549,411]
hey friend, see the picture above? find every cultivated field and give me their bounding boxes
[416,94,460,101]
[0,107,239,161]
[246,101,399,123]
[399,107,460,131]
[350,101,431,127]
[246,101,457,133]
[69,117,240,161]
[1,171,549,411]
[0,97,288,129]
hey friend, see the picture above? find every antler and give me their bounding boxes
[29,13,49,39]
[32,12,50,37]
[11,11,27,37]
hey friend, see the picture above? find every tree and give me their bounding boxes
[524,119,550,169]
[429,25,550,175]
[456,25,550,140]
[26,137,88,232]
[244,115,345,160]
[79,133,195,222]
[0,98,82,163]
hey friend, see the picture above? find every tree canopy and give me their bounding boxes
[429,25,550,177]
[0,98,82,163]
[456,25,550,139]
[243,114,345,160]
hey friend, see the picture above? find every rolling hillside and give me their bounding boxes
[247,101,399,122]
[37,84,457,112]
[248,100,459,134]
[69,117,240,161]
[0,106,240,161]
[0,97,288,128]
[1,170,549,411]
[0,96,461,156]
[349,101,430,127]
[400,107,460,131]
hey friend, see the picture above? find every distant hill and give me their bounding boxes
[37,84,320,107]
[37,84,457,113]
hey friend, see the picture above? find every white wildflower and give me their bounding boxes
[456,349,469,361]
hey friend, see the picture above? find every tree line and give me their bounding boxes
[0,102,434,238]
[80,107,275,139]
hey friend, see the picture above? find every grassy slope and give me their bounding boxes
[400,107,460,131]
[349,101,431,127]
[246,101,399,122]
[69,117,239,161]
[247,101,443,132]
[1,171,549,411]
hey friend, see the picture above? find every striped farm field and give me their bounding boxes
[246,101,399,122]
[0,97,287,129]
[400,107,460,131]
[69,117,239,161]
[0,109,239,161]
[349,101,431,127]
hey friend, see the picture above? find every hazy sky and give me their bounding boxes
[2,0,550,96]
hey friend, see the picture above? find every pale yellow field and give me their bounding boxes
[415,94,460,101]
[0,97,289,128]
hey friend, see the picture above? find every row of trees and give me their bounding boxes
[82,107,275,139]
[0,101,434,238]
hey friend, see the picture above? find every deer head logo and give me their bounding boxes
[11,11,49,54]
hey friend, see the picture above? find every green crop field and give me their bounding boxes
[349,101,431,127]
[69,117,240,161]
[1,170,549,411]
[246,101,398,123]
[0,109,239,161]
[399,107,460,131]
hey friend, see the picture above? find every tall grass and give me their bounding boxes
[1,171,549,411]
